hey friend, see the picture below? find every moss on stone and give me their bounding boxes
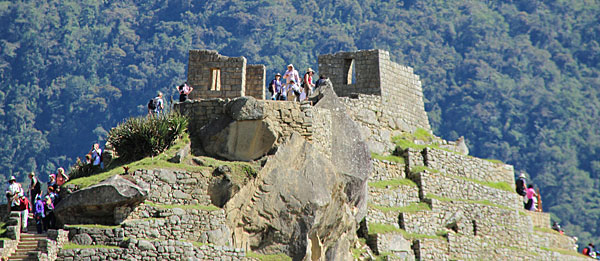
[540,247,587,258]
[368,223,403,235]
[62,243,121,250]
[371,152,405,164]
[246,251,292,261]
[368,178,417,189]
[369,202,431,213]
[426,194,513,211]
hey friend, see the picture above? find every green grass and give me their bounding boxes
[371,152,405,164]
[68,134,260,189]
[369,202,431,213]
[533,226,562,235]
[540,247,587,258]
[505,246,540,257]
[426,194,513,211]
[145,201,220,212]
[65,224,121,229]
[62,243,121,250]
[368,178,417,189]
[410,166,439,174]
[246,251,292,261]
[484,158,504,164]
[435,230,448,237]
[0,222,7,237]
[368,223,403,234]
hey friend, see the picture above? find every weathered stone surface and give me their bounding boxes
[199,115,277,161]
[226,96,266,121]
[72,233,93,245]
[226,134,359,260]
[312,81,372,222]
[55,175,147,225]
[168,142,191,163]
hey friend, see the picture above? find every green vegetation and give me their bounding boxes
[62,243,120,250]
[246,251,292,261]
[426,194,513,211]
[145,202,220,212]
[533,226,562,235]
[1,0,599,247]
[369,202,431,213]
[505,246,540,257]
[540,247,588,258]
[371,152,405,164]
[368,178,417,189]
[106,112,188,163]
[368,223,444,241]
[0,222,7,237]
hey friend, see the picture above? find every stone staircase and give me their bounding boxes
[9,214,46,261]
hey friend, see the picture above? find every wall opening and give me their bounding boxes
[343,58,355,85]
[210,68,221,91]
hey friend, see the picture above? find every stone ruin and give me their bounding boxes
[10,49,582,260]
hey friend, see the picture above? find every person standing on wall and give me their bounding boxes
[268,73,283,100]
[90,143,103,170]
[525,184,537,211]
[177,82,193,102]
[283,64,301,101]
[300,68,315,101]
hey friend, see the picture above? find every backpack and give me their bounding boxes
[268,79,275,93]
[583,247,590,255]
[301,73,309,88]
[148,98,157,110]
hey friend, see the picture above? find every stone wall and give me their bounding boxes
[370,159,406,181]
[423,147,515,185]
[174,99,333,158]
[526,211,551,228]
[129,169,212,206]
[318,49,382,97]
[58,239,248,261]
[65,226,125,246]
[187,50,247,99]
[122,204,230,245]
[245,64,266,100]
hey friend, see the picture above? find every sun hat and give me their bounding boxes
[275,73,281,77]
[287,64,294,68]
[9,176,16,181]
[519,172,526,178]
[307,68,314,73]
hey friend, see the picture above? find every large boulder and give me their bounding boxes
[311,80,372,222]
[226,134,360,260]
[198,97,277,161]
[55,175,147,225]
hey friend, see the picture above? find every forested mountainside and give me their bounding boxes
[1,0,599,248]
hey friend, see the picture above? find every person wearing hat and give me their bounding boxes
[268,73,283,100]
[283,64,301,101]
[28,172,41,205]
[515,172,527,197]
[300,68,315,101]
[5,176,21,212]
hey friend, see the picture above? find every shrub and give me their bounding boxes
[67,157,98,180]
[107,112,188,163]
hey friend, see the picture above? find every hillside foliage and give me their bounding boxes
[1,0,599,247]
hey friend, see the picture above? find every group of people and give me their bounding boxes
[5,169,68,233]
[148,82,194,116]
[515,172,541,212]
[268,64,327,101]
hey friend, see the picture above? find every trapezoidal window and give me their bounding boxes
[343,58,356,85]
[210,68,221,91]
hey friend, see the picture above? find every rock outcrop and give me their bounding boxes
[198,97,277,161]
[226,134,363,260]
[55,175,147,225]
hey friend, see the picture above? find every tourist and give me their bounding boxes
[17,193,31,232]
[56,167,69,187]
[300,68,315,101]
[28,172,41,205]
[148,91,164,115]
[268,73,283,100]
[5,176,21,212]
[283,64,301,101]
[552,222,563,234]
[43,195,55,231]
[177,82,193,102]
[524,184,536,211]
[286,79,300,102]
[315,75,327,89]
[90,143,102,169]
[47,174,56,190]
[583,243,595,256]
[34,195,45,234]
[46,186,58,205]
[515,172,527,197]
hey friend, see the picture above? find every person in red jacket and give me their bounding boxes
[18,194,31,232]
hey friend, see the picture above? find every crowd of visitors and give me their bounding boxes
[5,168,68,233]
[268,65,326,101]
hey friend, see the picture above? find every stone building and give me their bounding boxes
[187,50,265,100]
[318,49,431,153]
